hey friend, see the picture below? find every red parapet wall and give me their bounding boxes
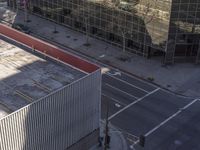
[0,24,99,73]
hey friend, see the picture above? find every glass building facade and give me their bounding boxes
[166,0,200,63]
[8,0,200,63]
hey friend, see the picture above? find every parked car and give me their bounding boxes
[12,23,31,34]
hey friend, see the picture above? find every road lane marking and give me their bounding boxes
[105,83,139,99]
[145,98,200,137]
[115,103,121,108]
[102,93,127,106]
[105,73,149,93]
[108,88,160,120]
[106,70,158,88]
[106,71,121,76]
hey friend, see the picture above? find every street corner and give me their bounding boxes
[90,122,128,150]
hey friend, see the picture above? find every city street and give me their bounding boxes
[28,29,200,150]
[2,12,199,149]
[101,68,200,150]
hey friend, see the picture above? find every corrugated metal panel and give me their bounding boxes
[0,69,101,150]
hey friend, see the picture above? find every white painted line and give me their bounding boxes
[105,73,149,93]
[99,54,105,58]
[102,93,126,106]
[106,71,121,76]
[108,88,160,120]
[115,103,121,108]
[130,140,140,148]
[145,98,200,137]
[105,83,139,99]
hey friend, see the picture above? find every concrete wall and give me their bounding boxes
[0,69,101,150]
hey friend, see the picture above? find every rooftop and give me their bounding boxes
[0,39,85,118]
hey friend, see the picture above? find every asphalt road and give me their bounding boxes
[101,68,200,150]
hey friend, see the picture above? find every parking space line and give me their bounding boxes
[145,98,200,137]
[105,83,139,99]
[102,93,127,106]
[108,88,160,120]
[105,73,149,93]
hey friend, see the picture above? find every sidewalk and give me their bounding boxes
[90,122,128,150]
[1,8,200,98]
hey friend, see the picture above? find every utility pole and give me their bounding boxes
[84,2,90,45]
[104,99,110,150]
[53,25,58,33]
[86,17,89,44]
[139,135,146,147]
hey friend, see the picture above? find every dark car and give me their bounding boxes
[12,23,31,34]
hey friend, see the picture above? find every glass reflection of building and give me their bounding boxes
[166,0,200,63]
[8,0,200,63]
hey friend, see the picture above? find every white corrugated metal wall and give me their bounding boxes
[0,69,101,150]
